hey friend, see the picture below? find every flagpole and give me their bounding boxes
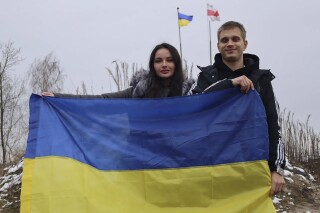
[208,19,212,65]
[177,7,183,63]
[207,3,220,65]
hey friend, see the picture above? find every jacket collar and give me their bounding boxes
[213,53,260,76]
[130,70,194,97]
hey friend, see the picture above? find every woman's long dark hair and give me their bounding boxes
[144,43,184,98]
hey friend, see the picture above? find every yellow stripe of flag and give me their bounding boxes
[21,157,275,213]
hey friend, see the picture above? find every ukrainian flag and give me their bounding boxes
[178,12,193,27]
[20,88,276,213]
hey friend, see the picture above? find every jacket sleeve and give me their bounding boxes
[53,93,104,98]
[101,87,134,98]
[260,81,286,172]
[190,72,233,95]
[202,79,233,93]
[189,72,209,94]
[54,87,134,99]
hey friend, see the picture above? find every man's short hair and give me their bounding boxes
[217,21,247,41]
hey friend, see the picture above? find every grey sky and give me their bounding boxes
[1,0,320,131]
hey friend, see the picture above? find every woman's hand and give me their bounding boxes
[41,92,55,97]
[231,76,254,93]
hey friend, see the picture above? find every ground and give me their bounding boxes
[273,159,320,212]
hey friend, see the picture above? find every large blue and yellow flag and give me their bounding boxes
[20,88,275,213]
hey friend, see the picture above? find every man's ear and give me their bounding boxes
[244,40,248,50]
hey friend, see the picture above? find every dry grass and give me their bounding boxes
[106,60,142,92]
[279,109,320,178]
[279,109,320,162]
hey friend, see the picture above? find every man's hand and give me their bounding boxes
[231,75,254,93]
[270,172,285,196]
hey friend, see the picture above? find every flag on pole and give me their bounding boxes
[207,3,220,21]
[178,12,193,27]
[20,89,276,213]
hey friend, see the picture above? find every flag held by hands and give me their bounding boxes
[20,89,276,213]
[207,3,220,21]
[178,12,193,27]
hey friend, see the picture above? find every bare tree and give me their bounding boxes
[0,42,26,165]
[29,52,64,94]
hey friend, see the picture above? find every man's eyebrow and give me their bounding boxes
[220,36,229,40]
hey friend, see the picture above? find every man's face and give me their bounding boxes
[217,27,248,64]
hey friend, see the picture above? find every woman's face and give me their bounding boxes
[153,48,175,79]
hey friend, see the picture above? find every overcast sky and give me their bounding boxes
[1,0,320,132]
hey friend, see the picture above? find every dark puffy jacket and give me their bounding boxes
[190,53,286,172]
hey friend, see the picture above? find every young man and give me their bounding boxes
[190,21,285,195]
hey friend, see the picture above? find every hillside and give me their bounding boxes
[273,158,320,212]
[0,161,22,213]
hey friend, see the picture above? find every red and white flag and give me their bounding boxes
[207,3,220,22]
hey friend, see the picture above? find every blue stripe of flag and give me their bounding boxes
[25,88,269,171]
[178,12,193,21]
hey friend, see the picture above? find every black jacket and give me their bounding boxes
[190,53,286,172]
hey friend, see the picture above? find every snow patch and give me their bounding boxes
[308,173,315,181]
[7,161,23,174]
[296,174,308,182]
[273,196,282,204]
[285,177,294,183]
[293,166,305,173]
[284,170,293,176]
